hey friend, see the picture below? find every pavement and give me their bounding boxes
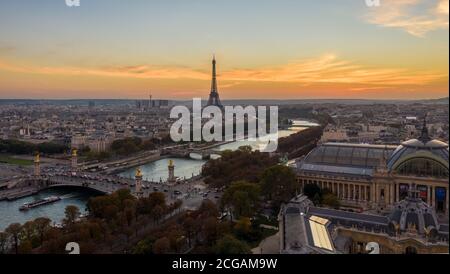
[251,232,280,254]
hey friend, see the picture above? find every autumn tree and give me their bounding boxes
[202,147,277,187]
[321,192,340,209]
[22,221,37,246]
[5,223,22,254]
[202,217,220,244]
[198,199,219,218]
[151,205,164,224]
[260,164,298,210]
[153,237,170,254]
[0,232,8,254]
[34,217,51,245]
[182,216,197,248]
[64,205,80,226]
[221,180,260,218]
[214,234,251,254]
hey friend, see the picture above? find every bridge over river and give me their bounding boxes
[0,172,205,202]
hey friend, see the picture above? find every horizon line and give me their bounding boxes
[0,97,448,101]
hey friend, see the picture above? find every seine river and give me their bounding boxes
[0,120,316,230]
[0,188,98,231]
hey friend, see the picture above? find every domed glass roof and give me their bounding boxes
[387,139,449,169]
[387,120,449,171]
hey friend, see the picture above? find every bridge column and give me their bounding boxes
[168,160,175,184]
[71,148,78,174]
[34,153,41,177]
[135,168,143,198]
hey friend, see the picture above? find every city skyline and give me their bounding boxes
[0,0,449,100]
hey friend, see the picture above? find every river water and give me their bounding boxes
[0,120,316,231]
[0,187,97,231]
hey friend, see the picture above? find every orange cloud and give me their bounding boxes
[221,54,446,87]
[365,0,449,37]
[0,54,446,91]
[0,60,210,80]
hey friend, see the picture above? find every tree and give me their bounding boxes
[214,234,251,254]
[183,217,197,248]
[322,193,340,209]
[0,232,8,254]
[5,223,22,254]
[221,181,260,218]
[153,237,170,254]
[313,193,321,206]
[202,217,220,244]
[202,148,277,187]
[260,165,298,210]
[303,183,322,200]
[22,221,37,244]
[198,199,219,218]
[168,229,185,253]
[133,237,155,254]
[147,192,167,210]
[64,205,80,226]
[18,240,32,254]
[34,217,51,245]
[111,137,142,156]
[234,217,252,237]
[124,205,136,227]
[171,199,183,214]
[151,205,164,224]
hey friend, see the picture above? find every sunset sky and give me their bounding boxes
[0,0,448,100]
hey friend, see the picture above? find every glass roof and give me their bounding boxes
[308,215,334,251]
[303,143,396,168]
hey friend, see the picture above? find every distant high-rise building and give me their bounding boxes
[207,56,223,108]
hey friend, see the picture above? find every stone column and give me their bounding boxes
[390,184,394,205]
[427,186,431,204]
[431,186,435,208]
[373,184,377,204]
[446,187,449,215]
[353,184,356,200]
[337,183,340,198]
[396,183,399,202]
[358,185,362,201]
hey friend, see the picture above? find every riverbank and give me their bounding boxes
[0,187,97,231]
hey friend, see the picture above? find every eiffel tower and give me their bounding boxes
[207,55,223,108]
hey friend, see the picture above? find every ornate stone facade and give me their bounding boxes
[296,132,449,215]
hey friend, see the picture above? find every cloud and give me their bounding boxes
[221,54,445,86]
[0,54,446,89]
[0,61,210,80]
[365,0,449,37]
[0,44,17,54]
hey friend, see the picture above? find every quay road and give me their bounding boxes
[81,150,162,174]
[83,140,235,174]
[0,172,222,211]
